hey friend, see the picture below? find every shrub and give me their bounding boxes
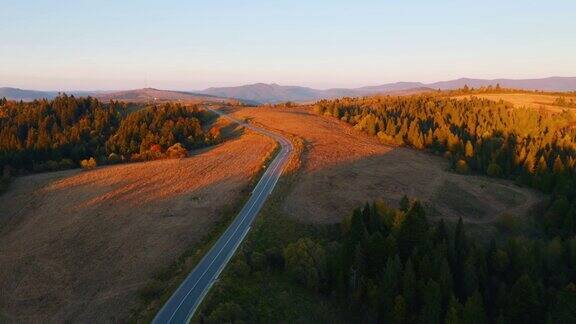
[150,144,162,154]
[166,143,188,159]
[80,157,97,170]
[487,163,502,177]
[284,238,326,290]
[148,144,165,160]
[230,258,250,277]
[45,160,60,171]
[59,158,75,170]
[455,159,469,174]
[249,251,267,271]
[205,302,245,324]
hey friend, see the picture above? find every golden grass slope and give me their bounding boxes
[228,105,543,226]
[0,123,275,322]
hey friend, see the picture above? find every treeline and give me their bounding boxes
[0,95,217,172]
[314,94,576,237]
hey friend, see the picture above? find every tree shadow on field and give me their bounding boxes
[218,121,245,140]
[281,144,544,235]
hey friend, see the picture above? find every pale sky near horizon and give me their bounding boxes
[1,0,575,91]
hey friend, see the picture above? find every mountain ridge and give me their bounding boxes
[3,77,575,103]
[199,77,576,103]
[0,87,243,104]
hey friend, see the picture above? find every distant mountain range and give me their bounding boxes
[0,87,241,104]
[0,88,59,101]
[2,77,576,104]
[0,88,109,101]
[197,82,431,104]
[199,77,576,103]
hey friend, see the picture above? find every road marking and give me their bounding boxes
[158,109,292,323]
[181,149,286,321]
[167,159,280,323]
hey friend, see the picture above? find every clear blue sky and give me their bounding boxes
[1,0,575,90]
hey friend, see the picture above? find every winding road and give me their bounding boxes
[152,107,293,324]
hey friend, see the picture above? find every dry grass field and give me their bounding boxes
[452,92,575,112]
[0,121,275,322]
[228,105,543,227]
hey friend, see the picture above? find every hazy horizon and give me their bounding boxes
[2,0,575,91]
[3,75,576,93]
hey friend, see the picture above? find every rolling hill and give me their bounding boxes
[198,83,432,104]
[3,77,575,104]
[0,87,58,101]
[200,76,576,104]
[93,88,241,104]
[199,83,329,104]
[0,87,243,104]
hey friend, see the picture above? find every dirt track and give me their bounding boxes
[0,124,275,322]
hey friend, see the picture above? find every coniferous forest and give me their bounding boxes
[201,198,576,323]
[326,200,576,323]
[199,93,576,323]
[314,94,576,237]
[0,95,216,173]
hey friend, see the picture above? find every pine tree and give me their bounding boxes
[391,295,406,324]
[465,140,474,158]
[553,155,565,174]
[462,254,479,298]
[397,202,429,260]
[402,259,417,312]
[445,295,463,324]
[453,217,468,299]
[547,283,576,323]
[463,291,486,324]
[507,275,541,323]
[536,155,548,174]
[524,153,536,174]
[422,280,442,324]
[434,219,449,244]
[399,195,410,212]
[380,256,402,321]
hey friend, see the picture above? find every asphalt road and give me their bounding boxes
[152,107,293,324]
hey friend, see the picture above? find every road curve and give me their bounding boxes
[152,107,293,324]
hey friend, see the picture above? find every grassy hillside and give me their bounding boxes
[227,106,541,231]
[0,120,276,322]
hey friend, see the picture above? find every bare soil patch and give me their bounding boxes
[0,126,275,322]
[228,106,543,225]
